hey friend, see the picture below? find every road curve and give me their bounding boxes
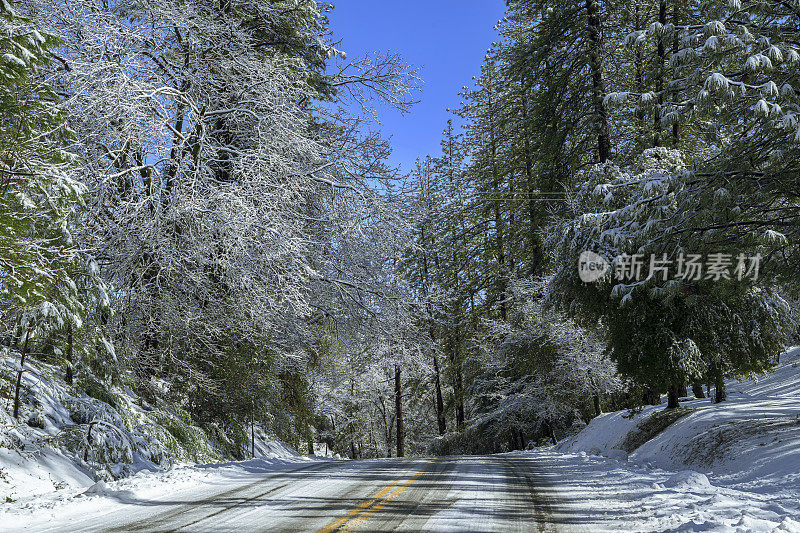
[36,455,582,532]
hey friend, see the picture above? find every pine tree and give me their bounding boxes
[0,1,106,416]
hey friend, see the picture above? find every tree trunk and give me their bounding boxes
[487,71,508,321]
[543,419,557,445]
[678,382,688,398]
[653,0,668,147]
[395,365,404,457]
[450,330,465,430]
[422,214,446,437]
[634,1,647,140]
[593,393,601,417]
[65,322,74,386]
[251,412,255,458]
[671,5,681,145]
[586,0,611,162]
[714,371,727,403]
[667,385,680,409]
[379,397,392,457]
[433,355,446,435]
[644,388,661,406]
[521,77,541,275]
[691,382,705,399]
[13,326,32,419]
[455,365,465,430]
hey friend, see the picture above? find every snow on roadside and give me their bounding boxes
[536,346,800,532]
[0,348,304,505]
[0,455,326,532]
[525,448,800,532]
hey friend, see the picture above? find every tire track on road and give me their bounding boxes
[110,460,341,533]
[498,456,558,533]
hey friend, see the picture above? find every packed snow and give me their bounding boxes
[526,346,800,531]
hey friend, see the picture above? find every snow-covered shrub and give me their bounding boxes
[77,376,119,409]
[129,432,173,469]
[146,409,220,464]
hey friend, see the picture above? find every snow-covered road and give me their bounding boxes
[11,455,580,532]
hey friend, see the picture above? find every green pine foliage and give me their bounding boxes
[0,2,87,334]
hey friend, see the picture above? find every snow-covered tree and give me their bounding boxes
[547,149,790,406]
[10,0,421,444]
[0,1,112,417]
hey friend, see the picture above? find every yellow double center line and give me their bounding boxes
[317,459,436,533]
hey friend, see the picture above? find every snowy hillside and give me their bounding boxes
[0,348,300,503]
[533,346,800,531]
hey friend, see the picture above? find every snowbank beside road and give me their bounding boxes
[538,346,800,531]
[525,448,800,532]
[0,348,302,503]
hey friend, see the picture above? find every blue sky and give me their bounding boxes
[329,1,506,173]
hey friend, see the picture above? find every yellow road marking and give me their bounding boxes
[341,476,421,531]
[316,459,435,533]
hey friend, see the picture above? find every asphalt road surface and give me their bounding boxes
[36,455,584,532]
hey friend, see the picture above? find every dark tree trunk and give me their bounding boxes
[714,372,727,403]
[386,423,392,458]
[586,0,611,162]
[667,385,680,409]
[421,217,446,437]
[486,73,508,321]
[13,327,32,419]
[518,428,527,450]
[455,366,465,430]
[521,77,541,275]
[251,414,256,458]
[395,365,404,457]
[678,382,688,398]
[543,419,558,445]
[644,388,661,406]
[593,393,602,417]
[692,382,705,399]
[450,330,465,430]
[671,5,681,145]
[433,355,446,435]
[493,188,507,322]
[653,0,667,147]
[65,322,74,386]
[379,397,392,457]
[634,2,647,139]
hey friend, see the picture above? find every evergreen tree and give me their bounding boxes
[0,1,109,416]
